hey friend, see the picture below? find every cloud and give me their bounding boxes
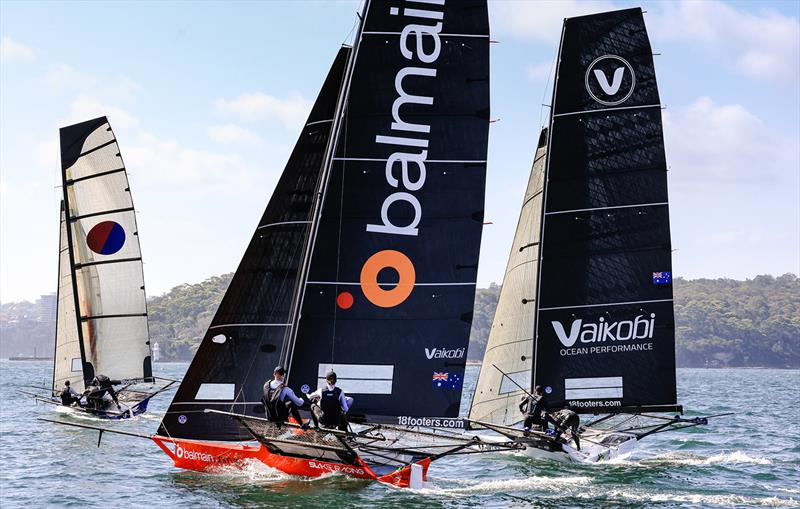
[663,97,797,184]
[46,64,141,100]
[60,96,140,130]
[648,1,799,83]
[490,1,616,44]
[0,36,34,61]
[207,123,263,145]
[214,91,311,130]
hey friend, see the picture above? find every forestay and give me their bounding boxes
[52,202,84,394]
[468,130,547,426]
[59,117,152,385]
[533,8,677,412]
[287,0,490,425]
[157,49,351,441]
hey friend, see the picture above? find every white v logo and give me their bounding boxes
[552,319,582,347]
[593,67,625,95]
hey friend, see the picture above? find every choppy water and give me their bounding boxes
[1,362,798,508]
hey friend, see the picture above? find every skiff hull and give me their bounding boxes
[151,435,431,488]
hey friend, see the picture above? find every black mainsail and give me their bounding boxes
[158,0,490,440]
[158,48,350,440]
[471,8,677,423]
[287,0,490,425]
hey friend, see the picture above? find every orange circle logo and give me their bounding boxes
[360,250,415,308]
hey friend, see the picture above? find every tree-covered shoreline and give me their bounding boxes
[2,274,797,368]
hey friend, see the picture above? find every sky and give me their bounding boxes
[1,0,798,303]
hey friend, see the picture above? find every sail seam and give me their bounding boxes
[553,103,661,118]
[305,281,475,286]
[76,138,117,159]
[545,201,668,215]
[256,220,312,230]
[67,167,126,185]
[70,206,135,221]
[208,323,292,329]
[81,313,148,321]
[539,298,673,311]
[333,157,486,163]
[75,257,142,269]
[362,31,489,38]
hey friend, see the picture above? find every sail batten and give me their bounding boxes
[533,8,676,413]
[288,0,490,424]
[55,116,152,388]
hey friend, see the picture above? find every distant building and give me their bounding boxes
[36,293,56,322]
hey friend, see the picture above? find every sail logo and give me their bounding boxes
[425,347,465,360]
[552,314,655,347]
[86,220,125,255]
[361,1,445,309]
[585,55,636,106]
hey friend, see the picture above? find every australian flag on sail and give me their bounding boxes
[652,271,672,285]
[432,372,462,390]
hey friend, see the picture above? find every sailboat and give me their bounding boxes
[467,8,714,462]
[38,117,175,419]
[140,0,514,486]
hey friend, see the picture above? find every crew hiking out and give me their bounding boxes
[308,371,353,432]
[262,366,309,429]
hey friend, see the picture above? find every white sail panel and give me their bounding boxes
[52,204,85,394]
[60,117,151,382]
[469,130,548,426]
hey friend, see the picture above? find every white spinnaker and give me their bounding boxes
[52,204,85,394]
[469,130,547,426]
[62,119,151,381]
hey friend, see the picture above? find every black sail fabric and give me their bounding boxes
[533,8,677,413]
[287,0,490,425]
[158,48,350,440]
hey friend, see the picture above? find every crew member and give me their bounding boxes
[262,366,309,429]
[59,380,81,406]
[86,375,121,411]
[308,371,353,432]
[552,408,581,450]
[519,385,550,434]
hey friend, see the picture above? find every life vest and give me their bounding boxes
[523,395,547,423]
[59,387,73,405]
[263,379,288,422]
[319,386,343,425]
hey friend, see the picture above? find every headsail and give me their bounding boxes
[59,117,152,385]
[52,201,85,394]
[468,129,547,426]
[158,48,351,441]
[533,8,677,413]
[287,0,490,425]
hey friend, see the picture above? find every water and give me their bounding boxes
[2,362,798,508]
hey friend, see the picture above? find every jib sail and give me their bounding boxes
[533,8,677,413]
[287,0,490,425]
[468,129,548,426]
[59,117,152,385]
[52,201,85,394]
[158,48,351,440]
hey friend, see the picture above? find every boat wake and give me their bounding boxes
[643,450,773,466]
[409,475,591,496]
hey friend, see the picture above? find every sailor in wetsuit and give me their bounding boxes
[519,385,550,434]
[85,375,121,411]
[59,380,81,406]
[308,371,353,432]
[262,366,309,429]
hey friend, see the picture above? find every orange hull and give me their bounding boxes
[151,435,430,488]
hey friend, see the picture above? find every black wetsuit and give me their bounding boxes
[59,386,80,406]
[520,395,549,431]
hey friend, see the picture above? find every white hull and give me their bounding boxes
[522,433,639,463]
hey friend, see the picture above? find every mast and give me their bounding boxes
[531,19,566,392]
[60,153,90,386]
[51,202,65,393]
[283,0,369,376]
